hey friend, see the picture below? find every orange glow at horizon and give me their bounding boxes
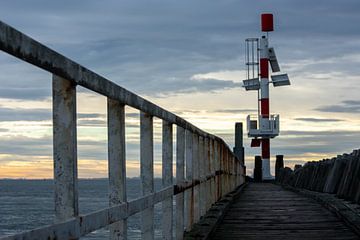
[0,158,172,179]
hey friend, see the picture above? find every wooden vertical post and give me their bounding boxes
[218,144,223,198]
[275,155,284,181]
[162,121,173,240]
[192,133,200,222]
[204,138,211,211]
[254,155,262,182]
[234,122,244,165]
[53,75,78,223]
[184,129,193,230]
[176,126,185,240]
[108,99,127,240]
[215,141,220,201]
[199,136,206,217]
[209,139,215,206]
[140,112,154,240]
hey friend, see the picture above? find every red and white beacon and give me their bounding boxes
[243,13,290,180]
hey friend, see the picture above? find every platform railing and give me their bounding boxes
[0,20,245,240]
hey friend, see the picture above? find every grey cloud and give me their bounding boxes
[0,107,51,121]
[315,100,360,113]
[0,88,50,100]
[78,113,105,119]
[1,0,360,98]
[0,107,106,123]
[77,119,106,127]
[126,113,139,119]
[213,109,257,114]
[148,79,242,97]
[294,118,343,122]
[280,130,359,137]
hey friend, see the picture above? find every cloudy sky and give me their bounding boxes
[0,0,360,178]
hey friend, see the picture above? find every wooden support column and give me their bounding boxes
[199,136,206,217]
[214,141,220,201]
[193,133,200,222]
[184,129,193,230]
[219,144,223,198]
[275,155,284,182]
[254,155,263,182]
[209,139,215,206]
[140,112,154,240]
[204,138,211,211]
[176,126,185,240]
[234,123,244,165]
[53,75,78,223]
[162,121,173,240]
[108,99,127,240]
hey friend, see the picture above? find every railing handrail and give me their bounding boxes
[0,20,245,240]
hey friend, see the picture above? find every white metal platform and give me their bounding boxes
[246,114,280,138]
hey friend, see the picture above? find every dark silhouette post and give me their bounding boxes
[254,155,262,182]
[275,155,284,181]
[234,122,245,165]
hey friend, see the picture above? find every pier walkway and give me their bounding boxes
[1,20,360,240]
[210,183,359,240]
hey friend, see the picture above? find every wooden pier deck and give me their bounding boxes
[210,183,360,240]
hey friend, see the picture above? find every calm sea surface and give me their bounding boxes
[0,179,165,239]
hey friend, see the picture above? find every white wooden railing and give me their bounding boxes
[0,20,246,240]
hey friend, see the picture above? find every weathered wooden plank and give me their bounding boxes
[162,121,173,240]
[140,112,154,240]
[199,136,206,217]
[175,126,185,240]
[107,99,127,240]
[193,133,200,222]
[184,129,193,230]
[52,75,78,223]
[210,183,359,240]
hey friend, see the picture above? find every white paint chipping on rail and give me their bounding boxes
[52,75,78,223]
[193,133,200,223]
[108,99,127,240]
[175,126,185,240]
[140,112,154,240]
[184,129,193,231]
[162,121,173,240]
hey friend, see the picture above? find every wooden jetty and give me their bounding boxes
[210,183,359,240]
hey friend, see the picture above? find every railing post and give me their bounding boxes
[108,99,127,240]
[199,136,206,217]
[254,155,262,182]
[53,75,78,223]
[204,138,211,211]
[234,122,245,165]
[176,126,185,240]
[219,144,223,198]
[140,112,154,240]
[209,139,215,207]
[193,133,200,222]
[215,141,220,201]
[162,121,173,240]
[184,130,193,230]
[275,155,284,181]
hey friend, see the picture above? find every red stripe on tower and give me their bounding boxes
[260,99,269,117]
[261,139,270,159]
[260,58,269,78]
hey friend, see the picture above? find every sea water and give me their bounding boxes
[0,179,166,239]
